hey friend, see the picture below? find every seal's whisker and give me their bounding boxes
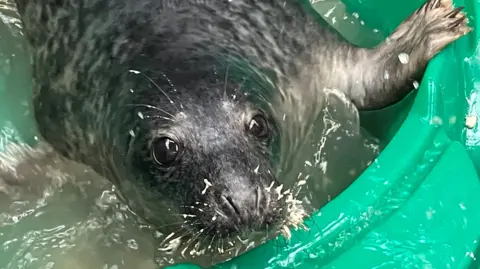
[154,220,192,230]
[143,115,174,121]
[159,72,182,108]
[182,222,208,254]
[255,186,261,213]
[180,205,206,213]
[223,63,230,99]
[183,231,201,251]
[214,208,227,219]
[195,225,216,252]
[233,76,248,98]
[124,103,175,119]
[159,226,192,248]
[169,213,198,218]
[210,233,220,251]
[137,72,180,112]
[215,235,222,255]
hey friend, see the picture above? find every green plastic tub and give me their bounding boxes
[1,0,480,268]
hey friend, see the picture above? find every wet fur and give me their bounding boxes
[12,0,470,266]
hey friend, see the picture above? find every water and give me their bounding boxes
[0,143,161,269]
[0,1,382,268]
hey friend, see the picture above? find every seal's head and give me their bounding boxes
[121,69,300,248]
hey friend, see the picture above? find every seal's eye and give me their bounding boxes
[151,137,181,165]
[247,114,269,138]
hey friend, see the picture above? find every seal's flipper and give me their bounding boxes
[0,142,70,198]
[340,0,470,110]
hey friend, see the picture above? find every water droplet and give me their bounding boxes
[449,115,457,125]
[413,80,419,89]
[398,53,410,64]
[128,69,140,74]
[383,70,389,80]
[127,239,138,250]
[465,115,477,129]
[431,116,443,125]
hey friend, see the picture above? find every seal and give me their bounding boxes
[12,0,470,266]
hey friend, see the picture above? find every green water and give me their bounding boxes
[0,0,36,151]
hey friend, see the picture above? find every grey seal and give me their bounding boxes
[13,0,469,266]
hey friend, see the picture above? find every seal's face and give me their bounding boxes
[128,85,288,240]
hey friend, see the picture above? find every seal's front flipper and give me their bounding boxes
[350,0,470,110]
[0,142,71,198]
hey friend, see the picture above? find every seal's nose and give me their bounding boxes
[198,182,286,238]
[218,186,266,230]
[221,191,258,219]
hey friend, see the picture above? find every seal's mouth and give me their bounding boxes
[154,179,309,264]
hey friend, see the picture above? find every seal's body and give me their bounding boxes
[13,0,469,266]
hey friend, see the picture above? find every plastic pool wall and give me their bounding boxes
[0,0,479,268]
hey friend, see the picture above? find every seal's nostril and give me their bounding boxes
[222,195,241,216]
